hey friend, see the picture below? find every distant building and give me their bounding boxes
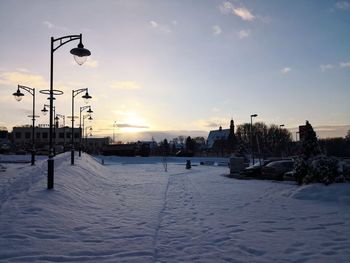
[12,125,81,150]
[207,119,235,149]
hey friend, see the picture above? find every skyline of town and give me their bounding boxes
[1,1,349,140]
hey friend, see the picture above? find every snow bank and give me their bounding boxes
[1,153,350,262]
[287,183,350,204]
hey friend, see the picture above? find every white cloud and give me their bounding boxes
[0,71,48,88]
[212,25,222,36]
[335,1,350,10]
[149,20,171,33]
[280,67,291,74]
[238,29,251,39]
[320,64,335,71]
[84,58,99,68]
[340,62,350,68]
[219,2,255,21]
[43,21,67,31]
[110,81,142,90]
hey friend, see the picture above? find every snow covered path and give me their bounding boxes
[0,153,349,262]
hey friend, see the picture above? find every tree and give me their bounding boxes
[301,121,320,158]
[185,136,195,154]
[346,130,350,141]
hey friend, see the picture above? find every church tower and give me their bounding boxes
[230,119,235,134]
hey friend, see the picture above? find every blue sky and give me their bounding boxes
[0,0,349,140]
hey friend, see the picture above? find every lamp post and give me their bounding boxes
[13,84,36,165]
[82,114,93,153]
[79,106,93,156]
[42,104,57,155]
[41,34,91,190]
[250,114,258,165]
[56,114,66,150]
[85,126,93,151]
[71,88,92,164]
[113,121,116,143]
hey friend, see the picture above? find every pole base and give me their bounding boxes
[31,151,35,166]
[48,158,54,189]
[78,147,81,157]
[71,149,74,165]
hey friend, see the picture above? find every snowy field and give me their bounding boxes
[0,153,349,263]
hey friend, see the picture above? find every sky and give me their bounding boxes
[0,0,349,141]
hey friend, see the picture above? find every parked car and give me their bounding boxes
[261,160,294,181]
[241,159,279,178]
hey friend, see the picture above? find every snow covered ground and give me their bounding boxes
[0,153,349,262]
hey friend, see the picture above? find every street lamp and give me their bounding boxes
[71,88,92,164]
[250,114,258,165]
[113,121,117,143]
[56,114,66,150]
[13,84,36,165]
[82,114,93,153]
[85,126,93,151]
[280,124,285,128]
[79,106,93,156]
[41,34,91,190]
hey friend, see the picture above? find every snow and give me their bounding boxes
[0,153,349,262]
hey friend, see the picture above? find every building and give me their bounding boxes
[84,137,110,154]
[12,125,81,150]
[207,119,235,149]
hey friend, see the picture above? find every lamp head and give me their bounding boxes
[88,115,93,122]
[82,90,92,104]
[251,114,258,118]
[13,88,24,102]
[87,107,93,114]
[70,41,91,66]
[41,106,48,116]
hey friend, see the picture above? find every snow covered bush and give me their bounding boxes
[306,156,340,185]
[294,157,308,185]
[294,155,343,185]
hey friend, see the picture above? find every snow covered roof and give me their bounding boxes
[207,128,230,148]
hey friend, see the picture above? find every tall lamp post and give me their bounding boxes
[56,114,66,150]
[250,114,258,165]
[42,104,58,155]
[41,34,91,190]
[71,88,92,164]
[82,114,93,153]
[79,106,93,156]
[13,84,36,165]
[85,126,93,149]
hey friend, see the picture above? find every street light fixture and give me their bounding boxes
[250,114,258,165]
[85,126,93,150]
[41,33,91,189]
[12,84,36,165]
[56,114,66,150]
[79,105,93,157]
[280,124,285,128]
[71,88,92,164]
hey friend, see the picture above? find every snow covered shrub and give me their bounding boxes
[294,157,308,185]
[306,156,340,185]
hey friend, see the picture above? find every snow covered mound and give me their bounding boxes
[1,153,350,262]
[287,183,350,204]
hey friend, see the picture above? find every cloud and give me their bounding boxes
[335,1,350,10]
[149,20,171,33]
[340,62,350,68]
[280,67,291,74]
[219,2,255,21]
[110,81,142,90]
[212,25,222,36]
[115,123,149,129]
[238,29,251,39]
[43,21,67,31]
[0,71,48,88]
[84,58,99,68]
[320,64,335,71]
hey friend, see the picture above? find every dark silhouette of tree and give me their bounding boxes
[301,121,320,158]
[185,136,195,154]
